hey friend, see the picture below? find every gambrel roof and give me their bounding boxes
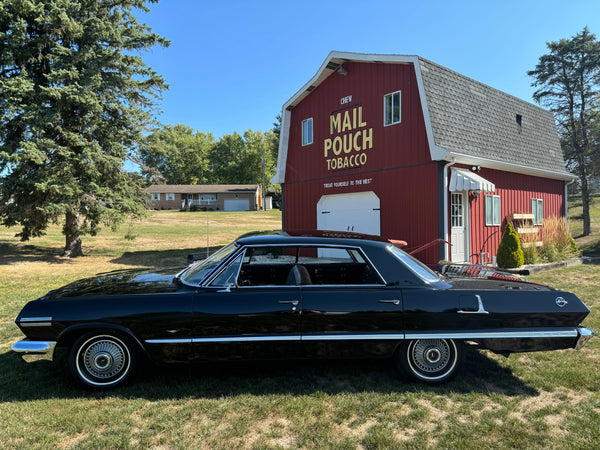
[273,51,573,183]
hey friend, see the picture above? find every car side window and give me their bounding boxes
[302,247,383,285]
[209,254,243,286]
[237,246,297,286]
[236,246,383,286]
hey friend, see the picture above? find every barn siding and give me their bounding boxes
[462,165,564,263]
[284,61,442,263]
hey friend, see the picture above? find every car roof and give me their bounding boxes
[235,230,393,249]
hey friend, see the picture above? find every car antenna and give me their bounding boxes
[206,209,210,259]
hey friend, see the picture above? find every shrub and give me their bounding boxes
[537,216,579,262]
[497,222,524,268]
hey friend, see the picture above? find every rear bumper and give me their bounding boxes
[12,340,57,361]
[575,327,595,350]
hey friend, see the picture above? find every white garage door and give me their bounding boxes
[224,199,250,211]
[316,191,380,236]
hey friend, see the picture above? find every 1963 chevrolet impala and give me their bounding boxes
[13,231,594,389]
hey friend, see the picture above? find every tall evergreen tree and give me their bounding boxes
[528,27,600,236]
[0,0,168,256]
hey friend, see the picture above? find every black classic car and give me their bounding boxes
[13,231,594,389]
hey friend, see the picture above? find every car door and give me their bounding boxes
[192,246,303,360]
[297,246,404,358]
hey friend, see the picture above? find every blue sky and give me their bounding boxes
[138,0,600,138]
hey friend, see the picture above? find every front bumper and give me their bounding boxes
[575,327,595,350]
[12,340,57,361]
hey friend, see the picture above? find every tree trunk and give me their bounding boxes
[576,152,592,237]
[580,176,592,236]
[63,211,84,257]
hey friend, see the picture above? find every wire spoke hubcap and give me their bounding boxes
[83,339,126,379]
[411,339,451,373]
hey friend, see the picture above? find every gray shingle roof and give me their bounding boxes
[418,58,568,175]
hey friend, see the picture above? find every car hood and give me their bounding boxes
[43,268,183,299]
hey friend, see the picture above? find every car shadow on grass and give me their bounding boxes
[0,348,539,402]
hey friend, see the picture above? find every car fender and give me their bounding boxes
[57,322,148,356]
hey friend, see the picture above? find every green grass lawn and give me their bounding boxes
[0,209,599,449]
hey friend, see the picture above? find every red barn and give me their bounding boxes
[272,52,574,265]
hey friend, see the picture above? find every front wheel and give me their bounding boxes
[69,332,136,389]
[395,339,461,384]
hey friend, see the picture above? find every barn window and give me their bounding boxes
[485,195,501,226]
[151,193,160,201]
[302,118,313,146]
[166,193,175,201]
[531,198,543,225]
[384,90,401,126]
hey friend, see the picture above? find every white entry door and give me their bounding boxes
[316,191,380,236]
[450,192,468,263]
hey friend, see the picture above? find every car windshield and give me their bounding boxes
[387,245,441,284]
[181,242,239,285]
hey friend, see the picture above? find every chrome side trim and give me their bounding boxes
[18,317,53,327]
[146,335,302,344]
[12,340,57,359]
[193,335,301,343]
[457,295,489,315]
[19,317,53,322]
[144,329,582,345]
[405,330,579,340]
[575,327,595,350]
[302,333,405,341]
[146,338,193,344]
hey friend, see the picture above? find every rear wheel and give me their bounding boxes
[69,332,136,389]
[396,338,461,384]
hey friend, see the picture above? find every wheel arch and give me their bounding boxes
[57,323,147,356]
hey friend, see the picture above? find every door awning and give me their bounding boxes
[449,168,495,192]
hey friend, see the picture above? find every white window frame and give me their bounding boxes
[384,90,401,126]
[485,195,501,226]
[531,198,543,225]
[166,193,175,201]
[451,193,464,228]
[200,194,217,205]
[151,193,160,201]
[302,118,313,146]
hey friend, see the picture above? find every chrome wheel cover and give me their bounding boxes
[407,339,457,381]
[76,335,130,386]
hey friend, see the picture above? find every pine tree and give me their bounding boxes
[0,0,169,256]
[528,28,600,237]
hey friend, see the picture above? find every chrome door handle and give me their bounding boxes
[458,295,489,314]
[278,300,299,311]
[278,300,299,306]
[379,299,401,305]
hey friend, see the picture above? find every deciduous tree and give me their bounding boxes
[139,124,214,185]
[0,0,168,256]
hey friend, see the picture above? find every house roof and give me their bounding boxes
[147,184,259,194]
[272,51,573,184]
